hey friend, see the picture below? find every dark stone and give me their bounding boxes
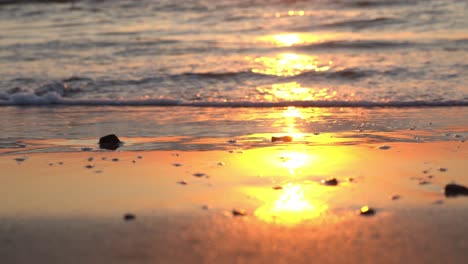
[444,183,468,197]
[359,206,376,216]
[123,213,136,221]
[271,136,293,143]
[232,209,247,216]
[321,178,338,186]
[99,134,122,150]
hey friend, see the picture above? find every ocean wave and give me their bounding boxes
[338,0,421,8]
[294,39,412,50]
[319,17,402,30]
[0,91,466,108]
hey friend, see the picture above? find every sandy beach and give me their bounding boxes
[1,0,467,262]
[1,129,466,263]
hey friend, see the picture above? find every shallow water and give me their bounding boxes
[0,0,467,106]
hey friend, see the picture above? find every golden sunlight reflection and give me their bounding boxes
[251,53,331,77]
[254,183,328,225]
[280,151,311,175]
[273,34,303,46]
[255,82,337,103]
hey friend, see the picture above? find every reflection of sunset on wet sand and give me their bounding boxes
[253,183,328,226]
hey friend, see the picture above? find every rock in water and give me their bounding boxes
[99,134,121,150]
[444,183,468,197]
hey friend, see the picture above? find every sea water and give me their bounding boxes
[0,0,466,150]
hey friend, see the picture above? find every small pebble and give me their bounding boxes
[81,147,93,151]
[419,180,430,185]
[85,164,95,169]
[313,132,320,135]
[88,157,94,162]
[177,180,187,185]
[201,205,210,210]
[379,145,391,150]
[14,157,26,162]
[193,173,206,178]
[321,178,338,186]
[173,163,183,167]
[123,213,136,221]
[227,139,237,144]
[217,162,225,166]
[439,167,447,172]
[272,186,283,190]
[112,158,119,162]
[137,156,143,159]
[359,206,376,216]
[132,160,136,163]
[422,170,429,174]
[232,209,247,216]
[390,195,400,200]
[58,162,63,165]
[49,163,53,166]
[347,177,354,182]
[271,136,293,143]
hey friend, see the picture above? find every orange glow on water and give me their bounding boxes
[273,34,302,46]
[251,53,331,77]
[255,82,337,102]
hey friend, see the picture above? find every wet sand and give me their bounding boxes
[0,139,467,263]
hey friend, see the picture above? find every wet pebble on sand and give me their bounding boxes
[272,136,293,143]
[123,213,136,221]
[321,178,338,186]
[193,173,207,178]
[379,145,391,150]
[81,147,93,152]
[177,180,188,185]
[272,186,283,190]
[444,183,468,197]
[390,195,401,200]
[232,209,247,216]
[419,180,430,185]
[359,206,376,216]
[14,157,27,163]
